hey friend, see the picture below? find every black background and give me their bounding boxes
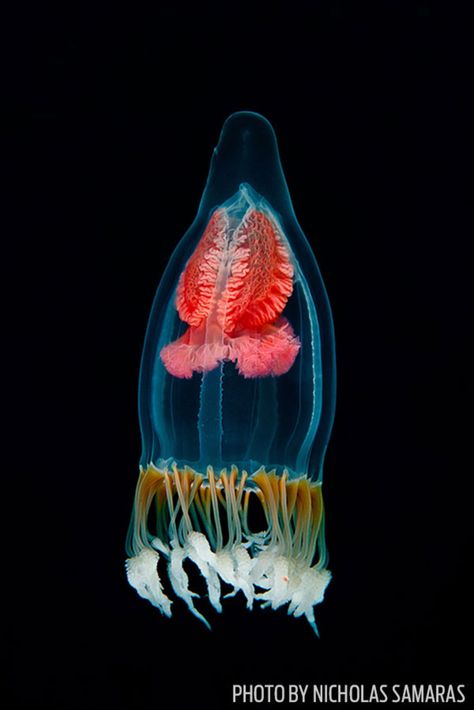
[5,2,472,709]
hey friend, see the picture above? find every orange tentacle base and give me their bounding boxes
[126,464,330,633]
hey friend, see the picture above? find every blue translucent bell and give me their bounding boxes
[126,111,336,634]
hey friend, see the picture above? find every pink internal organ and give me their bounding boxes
[161,208,300,378]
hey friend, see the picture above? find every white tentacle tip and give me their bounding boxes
[126,549,172,617]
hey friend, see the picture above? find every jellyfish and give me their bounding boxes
[125,112,336,634]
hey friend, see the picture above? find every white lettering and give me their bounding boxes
[349,685,361,702]
[425,686,435,702]
[288,685,298,702]
[235,681,467,704]
[274,685,285,703]
[299,684,309,702]
[313,685,324,702]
